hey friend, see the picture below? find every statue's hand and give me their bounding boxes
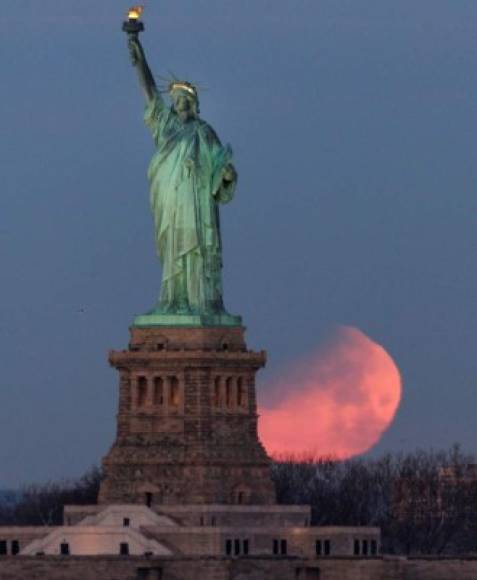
[128,38,143,66]
[222,164,237,184]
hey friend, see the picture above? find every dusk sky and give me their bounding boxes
[1,1,477,487]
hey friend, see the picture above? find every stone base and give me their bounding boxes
[3,555,477,580]
[99,325,275,507]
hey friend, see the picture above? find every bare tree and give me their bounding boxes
[272,446,477,555]
[0,466,102,526]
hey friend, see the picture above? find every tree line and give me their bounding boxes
[0,466,101,527]
[272,446,477,555]
[1,448,477,554]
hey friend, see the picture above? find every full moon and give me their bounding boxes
[258,327,402,459]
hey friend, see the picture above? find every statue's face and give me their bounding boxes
[171,90,198,121]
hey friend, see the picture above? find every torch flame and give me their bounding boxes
[128,5,144,20]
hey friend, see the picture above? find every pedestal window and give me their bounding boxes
[226,377,233,408]
[214,376,221,407]
[154,377,164,405]
[237,377,246,407]
[137,376,147,407]
[169,376,180,407]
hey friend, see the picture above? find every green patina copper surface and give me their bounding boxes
[133,311,242,328]
[125,31,241,328]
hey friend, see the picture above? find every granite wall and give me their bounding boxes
[1,556,477,580]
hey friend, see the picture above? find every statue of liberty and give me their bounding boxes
[127,28,241,327]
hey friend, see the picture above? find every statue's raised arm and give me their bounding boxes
[128,37,158,105]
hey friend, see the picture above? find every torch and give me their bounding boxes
[122,6,145,37]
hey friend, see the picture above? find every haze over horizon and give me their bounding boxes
[1,1,477,487]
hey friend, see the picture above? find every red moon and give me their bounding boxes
[258,327,402,459]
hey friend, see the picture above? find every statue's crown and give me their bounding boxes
[169,81,198,98]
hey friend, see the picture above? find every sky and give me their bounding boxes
[1,0,476,487]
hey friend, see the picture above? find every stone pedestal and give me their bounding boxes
[98,326,276,506]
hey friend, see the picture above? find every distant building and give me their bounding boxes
[393,463,477,523]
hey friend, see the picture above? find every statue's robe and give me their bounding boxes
[144,91,236,314]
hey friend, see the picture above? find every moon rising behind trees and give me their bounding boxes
[258,327,402,459]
